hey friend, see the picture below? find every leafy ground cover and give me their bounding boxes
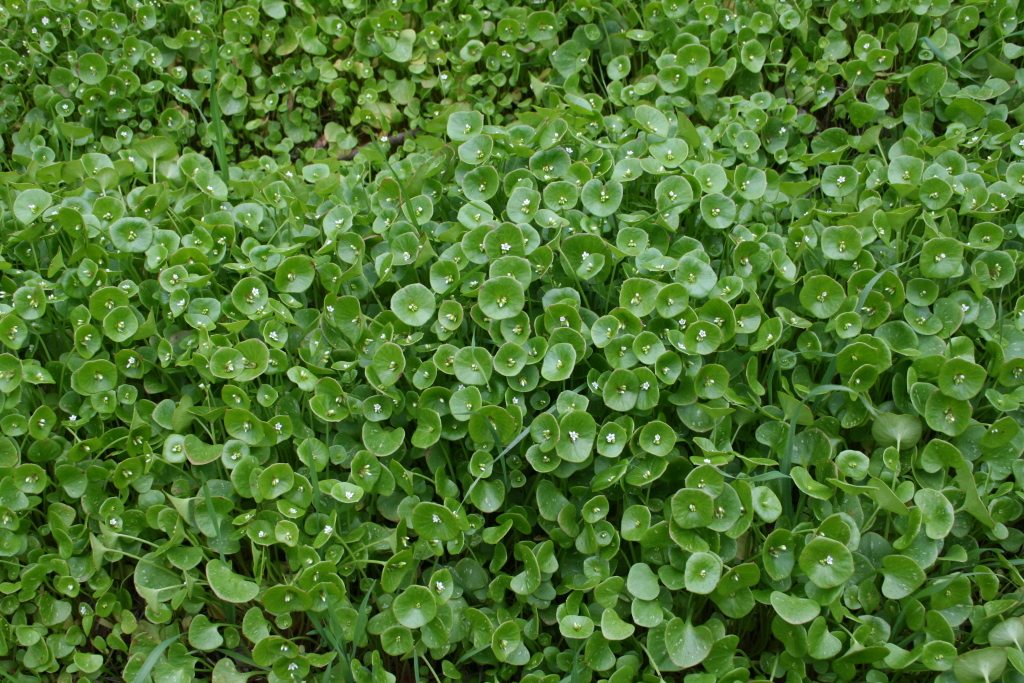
[2,0,1024,682]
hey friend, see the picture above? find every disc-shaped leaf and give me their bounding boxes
[507,186,541,223]
[232,277,268,316]
[381,625,414,655]
[694,364,729,400]
[619,278,659,317]
[920,177,952,210]
[492,621,522,662]
[800,275,844,318]
[639,421,675,456]
[908,63,947,97]
[371,342,406,386]
[14,189,52,225]
[463,165,500,201]
[448,111,483,141]
[541,343,576,381]
[919,237,963,278]
[798,537,854,588]
[694,164,727,194]
[700,193,735,229]
[820,165,859,197]
[454,347,493,386]
[671,489,714,528]
[71,360,116,395]
[559,614,595,639]
[556,411,596,463]
[752,486,782,522]
[412,502,460,542]
[676,254,717,298]
[393,585,436,628]
[458,134,493,165]
[924,392,970,437]
[684,321,723,355]
[110,216,154,252]
[581,179,623,217]
[685,552,722,594]
[258,463,293,499]
[275,255,315,293]
[543,180,579,211]
[634,104,669,137]
[937,358,985,400]
[734,164,767,199]
[99,307,136,343]
[656,175,694,213]
[479,276,525,320]
[225,409,263,446]
[391,283,435,326]
[820,225,862,261]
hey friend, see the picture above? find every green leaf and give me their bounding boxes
[393,585,436,628]
[411,502,460,542]
[627,562,660,600]
[188,614,224,651]
[207,560,259,603]
[664,618,712,668]
[559,614,595,639]
[391,284,436,326]
[770,591,821,624]
[880,555,926,599]
[13,189,52,225]
[684,552,721,594]
[798,537,854,588]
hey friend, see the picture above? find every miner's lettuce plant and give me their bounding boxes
[1,0,1024,682]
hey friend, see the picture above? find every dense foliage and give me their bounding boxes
[2,0,1024,682]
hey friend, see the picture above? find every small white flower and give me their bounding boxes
[569,431,580,442]
[435,581,445,592]
[606,433,616,443]
[500,242,512,253]
[432,514,441,523]
[323,525,333,534]
[641,382,650,390]
[69,415,77,421]
[373,404,382,413]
